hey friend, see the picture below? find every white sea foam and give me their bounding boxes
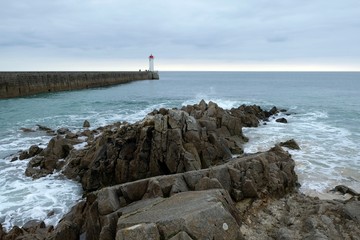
[73,142,88,150]
[0,158,82,231]
[0,127,82,231]
[182,98,250,110]
[243,110,360,195]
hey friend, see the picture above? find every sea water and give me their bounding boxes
[0,71,359,230]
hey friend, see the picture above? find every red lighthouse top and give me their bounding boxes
[149,54,154,59]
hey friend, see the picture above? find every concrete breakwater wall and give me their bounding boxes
[0,71,159,99]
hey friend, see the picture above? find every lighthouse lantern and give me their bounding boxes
[149,54,155,72]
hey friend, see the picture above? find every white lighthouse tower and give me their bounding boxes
[149,54,155,72]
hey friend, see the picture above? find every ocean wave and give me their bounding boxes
[243,110,360,194]
[0,159,82,231]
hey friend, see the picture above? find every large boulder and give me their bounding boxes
[116,189,242,240]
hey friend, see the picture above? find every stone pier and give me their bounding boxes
[0,71,159,99]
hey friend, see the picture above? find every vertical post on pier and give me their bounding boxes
[149,54,154,72]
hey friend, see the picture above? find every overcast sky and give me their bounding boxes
[1,0,359,71]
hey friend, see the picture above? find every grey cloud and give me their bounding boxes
[0,0,360,70]
[267,37,288,43]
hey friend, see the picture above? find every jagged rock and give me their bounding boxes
[269,106,279,114]
[276,117,288,123]
[6,101,360,240]
[3,226,25,240]
[19,145,43,160]
[62,101,279,192]
[22,220,45,232]
[57,128,70,135]
[65,132,78,139]
[50,220,80,240]
[47,145,297,239]
[29,145,43,156]
[83,120,91,128]
[19,151,30,160]
[279,139,301,150]
[331,185,359,196]
[42,136,74,159]
[37,124,53,132]
[25,136,77,178]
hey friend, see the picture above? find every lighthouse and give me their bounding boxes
[149,54,155,72]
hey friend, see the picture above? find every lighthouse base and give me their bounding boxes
[150,71,160,79]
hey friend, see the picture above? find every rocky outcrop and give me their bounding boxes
[0,220,53,240]
[21,101,280,188]
[25,135,81,178]
[3,101,360,240]
[46,145,297,240]
[59,101,276,192]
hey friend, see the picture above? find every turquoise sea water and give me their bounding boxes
[1,71,359,229]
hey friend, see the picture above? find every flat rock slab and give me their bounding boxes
[116,189,242,240]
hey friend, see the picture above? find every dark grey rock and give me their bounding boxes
[276,118,288,123]
[83,120,90,128]
[279,139,301,150]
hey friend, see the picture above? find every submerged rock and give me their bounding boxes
[279,139,301,150]
[83,120,90,128]
[20,127,36,133]
[276,117,288,123]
